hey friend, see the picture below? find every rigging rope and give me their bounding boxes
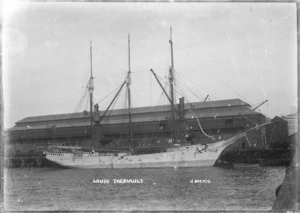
[73,87,89,113]
[174,74,204,101]
[245,135,251,147]
[174,68,219,100]
[156,91,165,106]
[84,94,89,111]
[194,117,216,141]
[123,87,128,124]
[174,42,248,102]
[93,72,127,79]
[96,85,123,104]
[173,80,188,102]
[102,88,123,123]
[155,72,183,100]
[80,51,90,89]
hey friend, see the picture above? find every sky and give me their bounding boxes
[2,2,298,129]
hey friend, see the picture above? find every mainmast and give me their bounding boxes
[127,34,133,142]
[169,27,176,143]
[89,41,94,142]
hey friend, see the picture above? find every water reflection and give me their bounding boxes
[5,167,286,211]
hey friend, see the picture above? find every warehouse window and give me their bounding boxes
[225,119,233,125]
[241,142,246,149]
[253,139,257,148]
[159,121,167,130]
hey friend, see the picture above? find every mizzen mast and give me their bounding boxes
[127,34,133,142]
[169,27,176,143]
[89,41,94,144]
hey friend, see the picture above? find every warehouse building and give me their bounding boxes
[7,98,266,154]
[265,116,289,148]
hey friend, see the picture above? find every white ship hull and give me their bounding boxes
[45,140,230,169]
[45,123,268,169]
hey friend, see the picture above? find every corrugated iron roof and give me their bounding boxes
[11,105,262,131]
[15,98,251,125]
[282,113,298,120]
[272,116,288,123]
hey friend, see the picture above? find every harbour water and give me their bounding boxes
[4,166,285,211]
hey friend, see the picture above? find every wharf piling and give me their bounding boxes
[5,154,58,168]
[218,148,294,167]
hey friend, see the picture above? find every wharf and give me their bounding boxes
[5,147,294,168]
[5,154,58,168]
[219,148,293,166]
[272,149,299,211]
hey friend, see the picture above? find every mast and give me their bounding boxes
[89,41,94,144]
[252,100,268,111]
[169,27,176,143]
[150,69,172,104]
[98,80,127,123]
[127,34,133,142]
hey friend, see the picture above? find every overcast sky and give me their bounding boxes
[3,2,297,129]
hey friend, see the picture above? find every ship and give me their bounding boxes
[44,28,269,169]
